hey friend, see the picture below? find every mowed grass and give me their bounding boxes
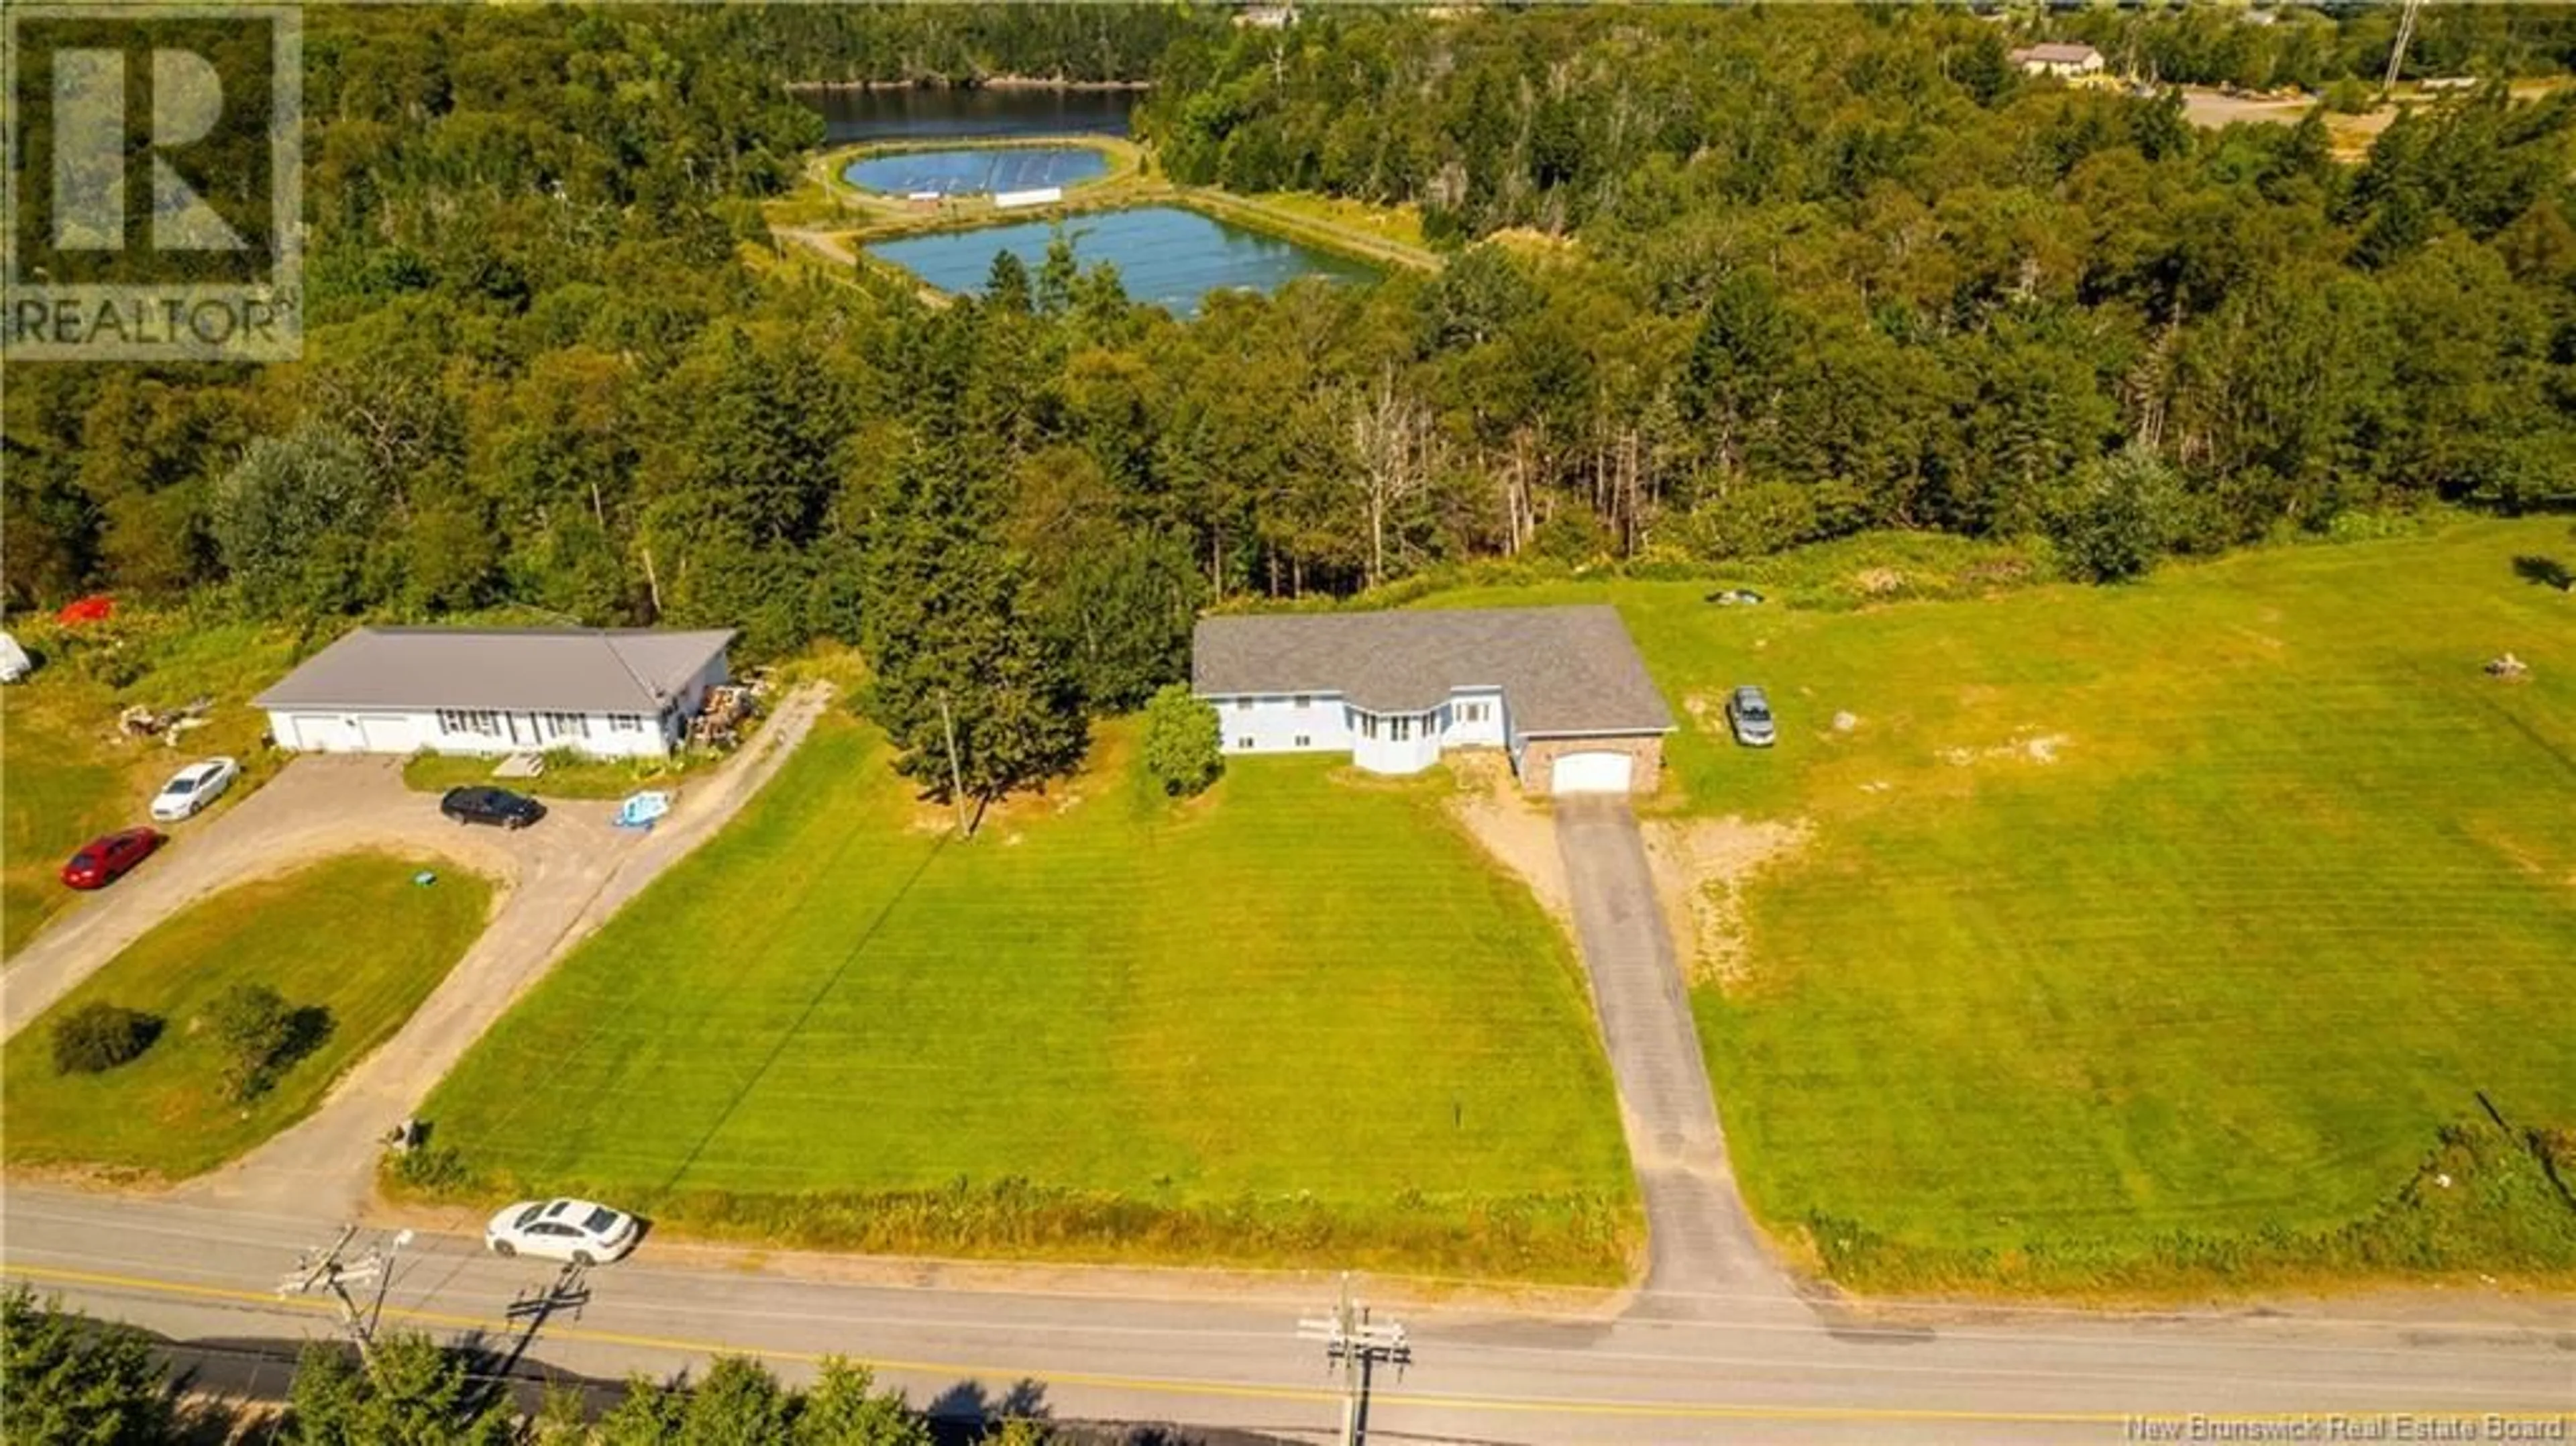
[3,854,492,1180]
[419,720,1636,1279]
[1437,518,2576,1286]
[0,707,127,958]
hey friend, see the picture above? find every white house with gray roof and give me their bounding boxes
[254,626,734,759]
[1190,606,1674,794]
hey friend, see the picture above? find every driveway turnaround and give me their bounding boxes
[1554,796,1808,1320]
[6,1186,2569,1444]
[3,684,828,1218]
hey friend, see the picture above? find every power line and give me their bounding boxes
[1297,1273,1411,1446]
[276,1225,414,1361]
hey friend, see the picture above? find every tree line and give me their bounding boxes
[7,5,2576,805]
[3,1284,1036,1445]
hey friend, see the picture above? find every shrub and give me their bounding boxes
[385,1142,470,1194]
[1680,480,1825,562]
[1140,684,1222,798]
[2049,446,2182,584]
[50,1003,160,1076]
[205,983,327,1103]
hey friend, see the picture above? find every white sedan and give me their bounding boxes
[484,1198,641,1264]
[150,757,239,821]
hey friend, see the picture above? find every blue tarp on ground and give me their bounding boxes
[614,791,672,830]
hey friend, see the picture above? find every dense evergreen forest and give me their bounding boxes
[9,4,2576,788]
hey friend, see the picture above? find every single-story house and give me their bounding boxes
[1190,605,1674,796]
[2010,42,2106,79]
[254,626,735,759]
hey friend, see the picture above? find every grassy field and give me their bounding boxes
[3,854,492,1180]
[1436,517,2576,1290]
[1,616,302,958]
[414,717,1636,1280]
[402,750,713,801]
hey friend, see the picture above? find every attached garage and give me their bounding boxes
[286,714,361,752]
[1549,750,1635,795]
[358,715,421,752]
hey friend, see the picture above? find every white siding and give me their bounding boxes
[1442,687,1507,747]
[358,715,421,752]
[269,706,674,760]
[1213,693,1350,755]
[1348,705,1442,774]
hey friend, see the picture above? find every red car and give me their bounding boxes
[61,828,162,890]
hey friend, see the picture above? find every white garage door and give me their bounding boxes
[358,715,419,752]
[1550,751,1633,794]
[290,714,360,752]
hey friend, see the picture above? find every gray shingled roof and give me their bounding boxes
[1191,605,1674,736]
[253,627,735,715]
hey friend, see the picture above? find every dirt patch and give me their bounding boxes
[1853,567,1907,598]
[1640,815,1811,988]
[1939,731,2070,768]
[1442,753,1573,933]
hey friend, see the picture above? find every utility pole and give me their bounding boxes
[1297,1273,1411,1446]
[2382,0,2426,100]
[278,1225,413,1362]
[935,690,969,838]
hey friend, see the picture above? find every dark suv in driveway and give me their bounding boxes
[441,786,545,830]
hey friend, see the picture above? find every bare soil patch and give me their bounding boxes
[1939,731,2070,767]
[1640,815,1811,988]
[1442,752,1572,932]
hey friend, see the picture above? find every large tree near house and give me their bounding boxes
[859,397,1087,832]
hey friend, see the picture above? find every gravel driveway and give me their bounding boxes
[1554,796,1808,1319]
[3,684,828,1217]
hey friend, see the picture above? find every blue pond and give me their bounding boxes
[864,206,1379,319]
[844,146,1106,197]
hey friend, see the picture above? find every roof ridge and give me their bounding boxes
[599,632,666,709]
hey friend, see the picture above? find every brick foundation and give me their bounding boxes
[1515,734,1665,796]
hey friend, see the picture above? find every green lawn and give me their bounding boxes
[1436,517,2576,1290]
[400,750,713,801]
[417,719,1637,1280]
[3,854,492,1180]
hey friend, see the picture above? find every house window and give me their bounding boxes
[1236,735,1254,750]
[437,709,501,737]
[1293,734,1310,747]
[1236,698,1254,712]
[608,714,644,733]
[1359,714,1379,740]
[1459,701,1489,724]
[1391,715,1412,742]
[1293,694,1311,709]
[541,711,588,740]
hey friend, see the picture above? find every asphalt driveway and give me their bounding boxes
[1553,796,1807,1319]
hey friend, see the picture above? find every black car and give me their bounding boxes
[441,786,545,830]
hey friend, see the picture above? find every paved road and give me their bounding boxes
[5,685,828,1219]
[6,1188,2569,1443]
[1555,798,1802,1321]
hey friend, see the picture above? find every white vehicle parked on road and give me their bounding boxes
[150,757,240,821]
[484,1198,641,1264]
